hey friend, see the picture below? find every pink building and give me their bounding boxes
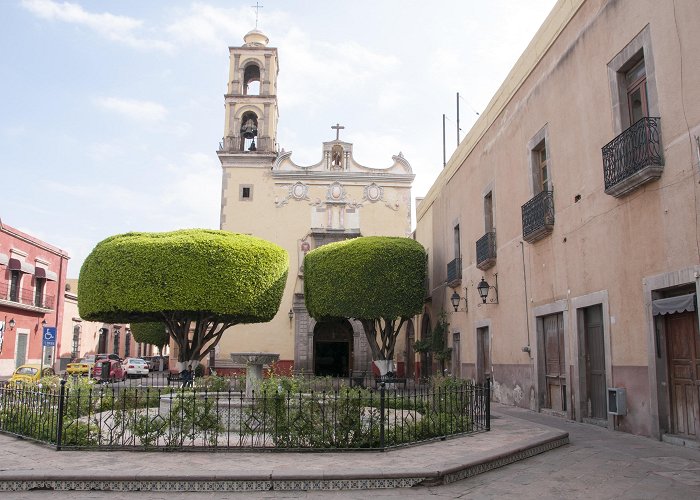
[0,220,69,376]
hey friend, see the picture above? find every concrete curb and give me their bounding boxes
[0,428,569,492]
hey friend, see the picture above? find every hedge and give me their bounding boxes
[79,229,288,324]
[303,236,426,321]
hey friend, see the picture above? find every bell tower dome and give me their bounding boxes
[219,29,278,154]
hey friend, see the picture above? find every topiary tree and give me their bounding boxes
[130,321,169,354]
[79,229,288,369]
[304,236,426,375]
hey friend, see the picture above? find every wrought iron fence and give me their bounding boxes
[0,280,54,309]
[521,190,555,243]
[476,231,497,270]
[0,378,489,451]
[602,116,663,192]
[447,257,462,284]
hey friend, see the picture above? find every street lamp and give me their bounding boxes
[450,289,468,313]
[9,318,15,330]
[476,275,499,305]
[41,319,47,328]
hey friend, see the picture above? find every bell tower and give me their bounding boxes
[219,29,278,154]
[218,29,279,231]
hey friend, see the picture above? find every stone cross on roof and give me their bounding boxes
[331,123,345,141]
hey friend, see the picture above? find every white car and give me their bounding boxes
[123,357,149,378]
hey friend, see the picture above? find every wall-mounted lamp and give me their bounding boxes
[9,318,15,330]
[476,274,499,305]
[450,288,468,313]
[288,308,294,321]
[41,319,47,328]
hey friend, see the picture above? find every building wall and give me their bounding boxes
[415,0,700,438]
[0,222,69,376]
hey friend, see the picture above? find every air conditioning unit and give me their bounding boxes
[607,387,627,415]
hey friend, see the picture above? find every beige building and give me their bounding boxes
[216,30,415,376]
[415,0,700,443]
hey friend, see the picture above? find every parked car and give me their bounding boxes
[66,357,95,376]
[123,357,149,378]
[95,353,121,363]
[91,359,125,383]
[8,364,55,385]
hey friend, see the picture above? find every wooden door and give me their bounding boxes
[666,312,700,438]
[584,305,607,420]
[544,313,566,411]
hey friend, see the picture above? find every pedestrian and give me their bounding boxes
[180,364,193,388]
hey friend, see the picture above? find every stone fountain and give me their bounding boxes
[230,352,280,397]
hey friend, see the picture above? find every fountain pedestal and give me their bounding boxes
[230,352,280,397]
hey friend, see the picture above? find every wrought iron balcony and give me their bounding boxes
[522,190,555,243]
[446,257,462,286]
[476,231,497,271]
[602,117,664,197]
[0,280,54,311]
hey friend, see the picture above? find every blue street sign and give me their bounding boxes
[42,326,57,347]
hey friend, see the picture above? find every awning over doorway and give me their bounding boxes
[8,258,35,274]
[652,293,696,316]
[34,267,58,281]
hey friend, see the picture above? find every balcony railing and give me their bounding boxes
[476,231,497,271]
[522,190,555,243]
[602,117,664,197]
[0,281,54,310]
[446,257,462,285]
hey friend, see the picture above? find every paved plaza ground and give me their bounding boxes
[1,403,699,498]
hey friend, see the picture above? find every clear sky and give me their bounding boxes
[0,0,557,278]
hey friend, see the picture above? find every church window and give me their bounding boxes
[239,184,253,201]
[243,64,261,96]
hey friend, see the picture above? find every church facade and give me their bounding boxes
[216,30,415,376]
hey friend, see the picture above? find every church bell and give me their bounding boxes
[241,118,258,139]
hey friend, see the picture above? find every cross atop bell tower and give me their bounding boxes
[218,28,278,154]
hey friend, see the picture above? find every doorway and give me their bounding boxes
[665,311,700,439]
[313,319,353,377]
[538,313,566,413]
[15,332,28,367]
[476,327,490,384]
[580,305,607,422]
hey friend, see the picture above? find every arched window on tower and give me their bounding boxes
[243,64,261,96]
[240,111,259,151]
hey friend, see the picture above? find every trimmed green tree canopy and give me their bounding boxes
[304,236,426,362]
[79,229,288,365]
[130,322,169,352]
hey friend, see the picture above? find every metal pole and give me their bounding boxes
[442,114,446,168]
[457,92,460,146]
[485,376,491,431]
[380,382,386,448]
[56,379,66,450]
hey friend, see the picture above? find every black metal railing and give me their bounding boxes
[0,377,489,451]
[521,190,555,243]
[602,117,664,196]
[446,257,462,284]
[0,280,54,309]
[476,231,496,270]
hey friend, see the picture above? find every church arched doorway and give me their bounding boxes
[313,319,353,377]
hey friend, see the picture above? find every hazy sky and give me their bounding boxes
[1,0,557,277]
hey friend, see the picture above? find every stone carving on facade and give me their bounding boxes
[363,183,384,203]
[326,182,347,203]
[275,182,310,208]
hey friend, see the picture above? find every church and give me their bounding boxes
[214,29,415,377]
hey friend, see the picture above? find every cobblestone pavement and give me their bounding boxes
[3,404,700,499]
